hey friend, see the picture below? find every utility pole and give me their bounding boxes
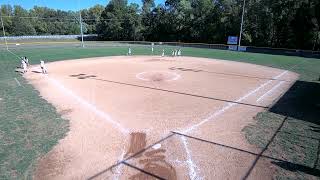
[238,0,246,50]
[79,10,84,48]
[0,15,8,50]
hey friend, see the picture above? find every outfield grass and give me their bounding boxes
[0,45,319,179]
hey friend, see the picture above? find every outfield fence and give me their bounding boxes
[1,37,320,58]
[0,34,97,40]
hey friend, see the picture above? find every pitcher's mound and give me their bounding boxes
[136,71,180,82]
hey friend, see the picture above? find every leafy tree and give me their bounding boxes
[12,5,36,35]
[0,5,13,36]
[97,0,141,40]
[0,1,319,50]
[141,0,155,40]
[82,5,104,34]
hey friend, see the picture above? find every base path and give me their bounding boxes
[25,56,298,179]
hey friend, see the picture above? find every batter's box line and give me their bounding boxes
[122,161,165,180]
[88,133,176,180]
[172,131,259,156]
[171,131,308,172]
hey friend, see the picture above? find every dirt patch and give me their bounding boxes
[145,149,166,157]
[149,73,166,82]
[69,74,86,77]
[144,58,163,62]
[34,148,71,180]
[125,132,147,158]
[24,56,299,179]
[58,109,73,116]
[126,132,177,180]
[169,67,202,72]
[136,71,179,82]
[129,159,177,180]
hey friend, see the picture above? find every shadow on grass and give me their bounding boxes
[243,80,320,178]
[272,161,320,177]
[267,81,320,177]
[269,80,320,125]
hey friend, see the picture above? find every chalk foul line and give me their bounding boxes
[48,77,129,134]
[181,71,288,133]
[176,70,288,179]
[7,49,21,59]
[14,77,22,87]
[47,69,288,179]
[256,81,285,103]
[113,149,126,180]
[181,136,203,180]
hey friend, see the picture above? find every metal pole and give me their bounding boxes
[79,10,84,48]
[0,15,9,50]
[238,0,246,50]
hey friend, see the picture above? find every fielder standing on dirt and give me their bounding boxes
[40,60,47,74]
[22,60,27,73]
[20,57,25,69]
[24,57,30,66]
[178,49,181,56]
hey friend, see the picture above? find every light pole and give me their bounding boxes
[0,15,8,50]
[79,10,85,48]
[238,0,246,50]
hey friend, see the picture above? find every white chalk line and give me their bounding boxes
[14,77,21,87]
[181,136,203,180]
[113,149,126,180]
[48,77,129,134]
[136,71,181,82]
[176,70,288,178]
[47,67,286,179]
[181,70,288,134]
[256,81,285,103]
[7,49,21,59]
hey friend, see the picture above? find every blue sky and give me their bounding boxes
[2,0,164,11]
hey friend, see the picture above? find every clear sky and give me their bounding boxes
[2,0,164,11]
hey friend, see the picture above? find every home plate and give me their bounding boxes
[152,144,161,150]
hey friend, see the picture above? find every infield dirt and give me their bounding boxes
[25,56,298,179]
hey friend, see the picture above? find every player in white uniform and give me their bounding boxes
[24,57,29,66]
[177,49,181,56]
[128,47,132,56]
[40,60,47,74]
[21,57,25,69]
[151,43,154,54]
[161,49,165,57]
[22,60,27,73]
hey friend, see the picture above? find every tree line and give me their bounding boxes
[1,0,319,50]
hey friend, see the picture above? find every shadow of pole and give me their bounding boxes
[242,116,288,179]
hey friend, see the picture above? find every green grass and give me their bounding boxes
[0,45,319,179]
[0,52,69,179]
